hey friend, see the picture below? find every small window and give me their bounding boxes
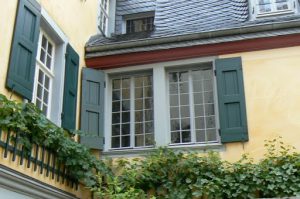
[257,0,293,14]
[168,64,218,144]
[126,17,154,34]
[34,32,55,117]
[111,74,154,149]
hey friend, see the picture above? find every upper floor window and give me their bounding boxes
[126,17,154,34]
[99,0,109,34]
[256,0,294,15]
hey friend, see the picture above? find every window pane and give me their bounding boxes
[144,98,153,109]
[121,123,130,135]
[182,131,191,143]
[179,83,189,94]
[40,49,46,63]
[38,70,44,83]
[122,78,130,88]
[194,93,203,104]
[196,130,206,142]
[178,71,188,82]
[180,94,189,105]
[145,122,153,133]
[112,124,120,136]
[180,106,190,118]
[46,55,52,69]
[122,89,130,99]
[195,117,205,130]
[169,73,178,83]
[42,105,47,115]
[43,90,49,104]
[112,113,120,124]
[47,43,53,56]
[171,131,181,143]
[206,116,216,129]
[122,112,130,123]
[44,76,50,90]
[170,107,179,119]
[42,35,47,49]
[122,136,130,147]
[195,105,204,117]
[135,111,143,122]
[144,86,152,97]
[37,84,43,99]
[171,119,180,131]
[135,123,143,134]
[181,118,190,130]
[204,79,213,91]
[145,110,153,121]
[112,90,120,101]
[112,101,120,112]
[135,87,143,98]
[135,135,144,147]
[122,100,130,111]
[207,129,217,142]
[170,95,179,106]
[135,99,143,110]
[145,134,154,146]
[169,83,178,94]
[112,137,120,148]
[204,92,214,104]
[193,81,203,92]
[113,79,121,89]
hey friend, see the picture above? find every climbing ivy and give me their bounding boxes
[0,94,111,187]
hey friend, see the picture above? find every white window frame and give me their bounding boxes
[122,11,155,34]
[104,57,221,152]
[251,0,297,18]
[32,8,68,126]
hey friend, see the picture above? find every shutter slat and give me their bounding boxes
[216,57,248,143]
[80,68,105,150]
[61,44,79,130]
[6,0,41,100]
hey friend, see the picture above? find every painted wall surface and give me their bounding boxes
[220,46,300,162]
[0,0,98,198]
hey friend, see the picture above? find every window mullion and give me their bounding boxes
[188,70,196,143]
[130,77,135,148]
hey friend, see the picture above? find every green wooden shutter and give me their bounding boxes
[6,0,41,100]
[61,44,79,130]
[80,68,105,150]
[215,57,248,143]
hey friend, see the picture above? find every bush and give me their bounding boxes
[94,138,300,198]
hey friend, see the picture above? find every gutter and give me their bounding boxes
[85,19,300,54]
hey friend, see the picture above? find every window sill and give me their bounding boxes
[256,10,295,18]
[101,143,224,158]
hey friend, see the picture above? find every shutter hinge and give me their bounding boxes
[103,137,105,145]
[65,53,68,59]
[218,129,221,136]
[61,112,64,119]
[214,70,217,76]
[104,81,106,88]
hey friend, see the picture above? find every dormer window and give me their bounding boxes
[126,17,154,34]
[123,12,155,34]
[256,0,294,15]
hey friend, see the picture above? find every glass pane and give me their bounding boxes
[135,99,143,110]
[135,135,144,147]
[112,79,121,89]
[180,94,189,105]
[122,100,130,111]
[43,90,49,104]
[40,50,46,63]
[38,70,44,83]
[122,89,130,99]
[134,77,143,87]
[144,98,153,109]
[112,113,120,124]
[36,99,42,109]
[179,83,189,94]
[122,136,130,147]
[171,131,181,143]
[111,137,120,148]
[112,124,120,136]
[170,95,179,106]
[193,81,203,93]
[195,105,204,117]
[122,112,130,123]
[112,101,120,112]
[178,71,188,82]
[171,119,180,131]
[181,106,190,118]
[145,134,154,146]
[47,43,53,55]
[181,118,190,130]
[122,78,130,88]
[135,87,143,98]
[194,93,203,104]
[121,124,130,135]
[145,110,153,121]
[41,35,47,49]
[44,76,50,89]
[205,104,215,116]
[182,131,191,143]
[145,122,153,133]
[195,117,205,130]
[170,107,179,119]
[276,2,288,10]
[144,76,152,86]
[169,73,178,83]
[46,55,51,69]
[135,123,143,134]
[42,105,47,115]
[196,130,206,142]
[37,84,43,99]
[202,69,212,80]
[207,129,217,142]
[135,111,143,122]
[112,90,120,101]
[144,86,152,97]
[204,80,213,91]
[204,92,214,104]
[169,83,178,94]
[259,4,272,12]
[206,116,216,128]
[192,70,202,80]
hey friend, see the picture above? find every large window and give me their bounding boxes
[111,74,154,149]
[34,32,55,117]
[257,0,292,14]
[168,64,218,144]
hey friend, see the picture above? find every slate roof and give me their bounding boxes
[86,0,300,56]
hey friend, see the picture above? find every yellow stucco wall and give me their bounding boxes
[0,0,98,198]
[220,46,300,162]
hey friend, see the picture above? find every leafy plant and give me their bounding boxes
[0,94,111,187]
